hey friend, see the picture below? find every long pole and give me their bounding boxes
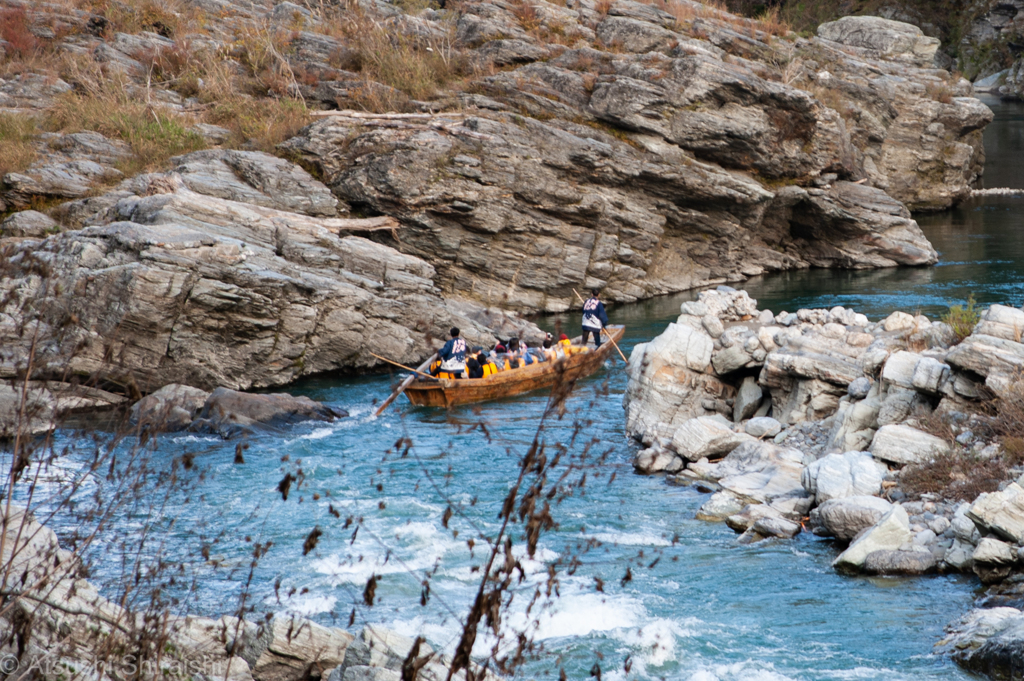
[572,288,628,364]
[373,352,438,417]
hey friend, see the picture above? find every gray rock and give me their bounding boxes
[0,176,542,392]
[733,376,763,422]
[869,424,951,465]
[192,388,346,437]
[848,377,872,399]
[169,149,339,217]
[863,549,938,574]
[1,210,57,237]
[745,416,781,438]
[252,616,354,681]
[811,495,893,541]
[940,607,1024,679]
[633,443,682,474]
[817,16,940,67]
[130,384,211,431]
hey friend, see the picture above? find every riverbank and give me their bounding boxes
[624,286,1024,677]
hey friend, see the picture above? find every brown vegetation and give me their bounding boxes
[0,113,39,178]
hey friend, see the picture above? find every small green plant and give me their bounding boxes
[943,294,981,343]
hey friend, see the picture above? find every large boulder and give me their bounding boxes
[968,483,1024,544]
[869,424,951,465]
[941,607,1024,678]
[252,616,354,681]
[713,441,807,505]
[802,451,886,504]
[130,384,212,431]
[810,495,894,541]
[833,504,914,571]
[192,388,347,437]
[671,416,755,462]
[817,16,939,66]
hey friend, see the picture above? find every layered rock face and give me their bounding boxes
[279,11,991,314]
[0,152,541,394]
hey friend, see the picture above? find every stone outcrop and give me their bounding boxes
[0,162,542,396]
[131,385,347,437]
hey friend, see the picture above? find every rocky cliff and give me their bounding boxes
[0,0,992,401]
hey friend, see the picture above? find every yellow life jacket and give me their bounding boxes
[482,362,497,378]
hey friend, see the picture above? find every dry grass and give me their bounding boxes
[313,7,475,111]
[204,97,312,152]
[53,0,206,38]
[0,113,39,178]
[46,91,207,175]
[925,80,955,104]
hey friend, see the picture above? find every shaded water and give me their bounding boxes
[44,99,1024,680]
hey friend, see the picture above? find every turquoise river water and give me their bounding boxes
[41,96,1024,680]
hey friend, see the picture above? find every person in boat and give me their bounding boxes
[432,327,467,378]
[542,336,557,361]
[466,355,483,379]
[477,348,498,377]
[581,288,609,348]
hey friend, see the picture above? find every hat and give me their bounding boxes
[559,334,569,341]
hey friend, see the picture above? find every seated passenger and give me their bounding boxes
[466,356,483,379]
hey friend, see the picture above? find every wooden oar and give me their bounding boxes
[373,352,438,417]
[572,288,628,364]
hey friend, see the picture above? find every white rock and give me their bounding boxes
[882,311,917,332]
[715,441,807,504]
[696,491,745,520]
[869,424,951,465]
[911,357,950,393]
[972,537,1017,565]
[968,483,1024,544]
[671,416,755,462]
[834,505,914,571]
[881,351,921,388]
[802,451,886,504]
[745,416,782,438]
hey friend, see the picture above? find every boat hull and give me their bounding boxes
[403,326,625,408]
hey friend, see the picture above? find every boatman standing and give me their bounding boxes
[433,327,467,378]
[581,289,609,348]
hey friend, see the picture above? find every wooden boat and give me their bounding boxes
[403,325,626,408]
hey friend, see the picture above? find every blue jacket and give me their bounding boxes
[582,297,609,330]
[439,337,467,371]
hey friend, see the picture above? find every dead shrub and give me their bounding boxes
[899,449,1008,502]
[511,1,542,31]
[0,7,44,59]
[925,81,954,104]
